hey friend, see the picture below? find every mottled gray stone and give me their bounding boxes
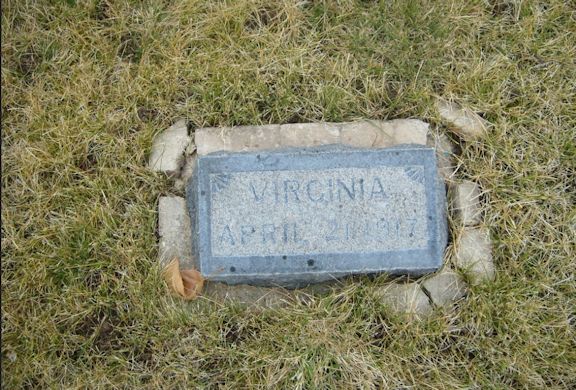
[187,145,447,287]
[377,283,432,318]
[158,196,194,268]
[453,227,494,284]
[149,119,190,176]
[436,99,489,140]
[450,181,482,226]
[421,267,467,307]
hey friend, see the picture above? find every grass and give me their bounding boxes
[2,0,575,388]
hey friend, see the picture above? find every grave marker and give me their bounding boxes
[187,145,447,287]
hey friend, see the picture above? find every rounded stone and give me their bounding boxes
[421,268,467,307]
[450,181,483,226]
[376,282,432,319]
[436,98,489,141]
[453,227,495,284]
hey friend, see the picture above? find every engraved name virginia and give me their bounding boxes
[248,176,391,204]
[209,167,429,257]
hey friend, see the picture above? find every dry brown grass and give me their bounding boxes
[2,0,575,388]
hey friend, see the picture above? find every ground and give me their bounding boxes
[2,0,575,388]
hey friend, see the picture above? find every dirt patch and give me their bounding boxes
[221,319,259,346]
[488,1,515,17]
[76,141,100,172]
[83,270,102,291]
[93,0,112,21]
[118,32,142,63]
[74,308,125,352]
[17,51,40,76]
[245,6,280,31]
[137,107,159,122]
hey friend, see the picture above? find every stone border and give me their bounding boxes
[150,103,494,316]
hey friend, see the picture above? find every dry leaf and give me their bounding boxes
[163,258,204,300]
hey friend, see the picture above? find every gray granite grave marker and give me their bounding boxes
[187,145,447,287]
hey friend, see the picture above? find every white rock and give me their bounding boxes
[158,196,194,269]
[450,181,483,226]
[377,283,432,319]
[195,125,282,155]
[427,132,457,181]
[280,123,341,147]
[436,99,489,140]
[421,268,467,307]
[453,227,495,284]
[149,119,191,176]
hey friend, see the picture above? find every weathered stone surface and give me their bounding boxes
[187,145,447,287]
[450,181,482,226]
[376,119,429,146]
[196,121,429,157]
[427,132,457,181]
[203,283,292,308]
[436,99,489,140]
[340,121,379,148]
[421,268,467,307]
[158,196,194,268]
[149,119,190,176]
[194,127,223,155]
[280,123,340,147]
[377,282,432,318]
[196,125,282,155]
[342,120,428,148]
[453,227,495,284]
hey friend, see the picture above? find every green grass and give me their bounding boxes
[2,0,575,388]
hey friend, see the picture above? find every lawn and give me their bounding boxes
[2,0,575,388]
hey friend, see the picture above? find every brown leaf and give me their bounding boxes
[163,258,204,300]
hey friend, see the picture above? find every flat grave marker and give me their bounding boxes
[187,145,447,287]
